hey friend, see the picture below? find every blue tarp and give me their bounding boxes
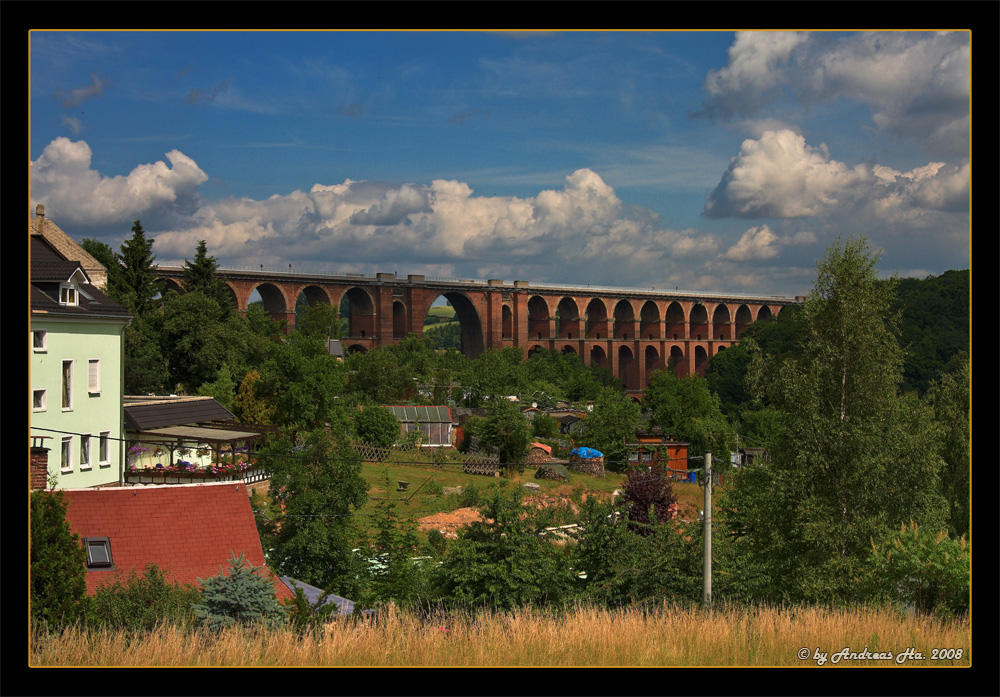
[570,447,603,459]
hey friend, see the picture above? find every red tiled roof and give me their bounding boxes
[61,482,293,602]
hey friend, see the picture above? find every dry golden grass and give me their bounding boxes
[29,603,970,667]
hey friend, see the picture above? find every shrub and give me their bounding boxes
[431,488,575,611]
[459,483,483,508]
[193,551,287,631]
[622,466,679,536]
[355,404,402,450]
[89,564,199,631]
[866,521,970,617]
[426,529,448,557]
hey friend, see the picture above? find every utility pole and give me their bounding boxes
[703,451,713,608]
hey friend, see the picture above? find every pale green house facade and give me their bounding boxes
[30,230,131,489]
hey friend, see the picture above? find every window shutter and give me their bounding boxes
[88,359,100,392]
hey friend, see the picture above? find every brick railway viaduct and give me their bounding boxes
[156,266,803,393]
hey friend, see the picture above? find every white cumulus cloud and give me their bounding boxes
[705,129,969,223]
[30,138,208,225]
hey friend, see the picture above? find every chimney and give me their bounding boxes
[36,204,45,220]
[30,438,51,490]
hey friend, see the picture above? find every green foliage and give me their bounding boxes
[156,290,232,392]
[285,585,341,630]
[88,564,200,631]
[726,237,948,605]
[731,405,788,453]
[30,490,89,629]
[644,370,734,459]
[232,369,276,425]
[577,387,640,471]
[865,522,969,617]
[344,346,417,405]
[355,404,402,450]
[262,427,370,596]
[424,321,462,351]
[182,240,233,317]
[297,300,340,339]
[197,363,237,412]
[458,482,483,508]
[531,412,559,439]
[364,470,432,606]
[573,497,702,607]
[523,349,617,403]
[117,220,164,318]
[704,304,804,417]
[891,269,969,395]
[463,348,528,404]
[426,529,448,557]
[922,355,970,537]
[122,315,170,394]
[193,551,287,631]
[259,333,346,430]
[479,399,532,474]
[431,488,575,611]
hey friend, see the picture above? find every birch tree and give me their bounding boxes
[722,237,947,605]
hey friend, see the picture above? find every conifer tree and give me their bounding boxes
[182,240,233,317]
[193,551,286,630]
[117,220,164,318]
[30,490,89,629]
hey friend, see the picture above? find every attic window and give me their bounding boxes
[59,283,79,306]
[83,537,113,569]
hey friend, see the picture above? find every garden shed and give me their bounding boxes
[385,405,454,447]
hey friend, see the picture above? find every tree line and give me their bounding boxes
[32,223,968,628]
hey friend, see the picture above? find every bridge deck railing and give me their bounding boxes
[156,265,797,302]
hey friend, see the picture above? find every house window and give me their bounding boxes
[99,431,110,466]
[83,537,113,569]
[88,359,101,394]
[33,389,47,412]
[59,283,79,306]
[80,434,92,470]
[61,360,73,409]
[33,329,47,351]
[61,436,73,473]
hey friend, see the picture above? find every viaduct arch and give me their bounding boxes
[155,266,803,393]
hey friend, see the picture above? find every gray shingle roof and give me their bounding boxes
[124,397,235,431]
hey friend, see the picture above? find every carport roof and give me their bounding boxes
[132,425,262,443]
[124,396,235,431]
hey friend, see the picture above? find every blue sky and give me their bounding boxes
[30,30,971,296]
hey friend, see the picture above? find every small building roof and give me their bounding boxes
[30,205,108,288]
[30,235,131,320]
[60,482,294,601]
[384,405,453,424]
[279,577,369,617]
[124,396,236,431]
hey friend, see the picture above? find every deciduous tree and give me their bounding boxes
[261,426,370,596]
[723,237,948,605]
[431,487,575,611]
